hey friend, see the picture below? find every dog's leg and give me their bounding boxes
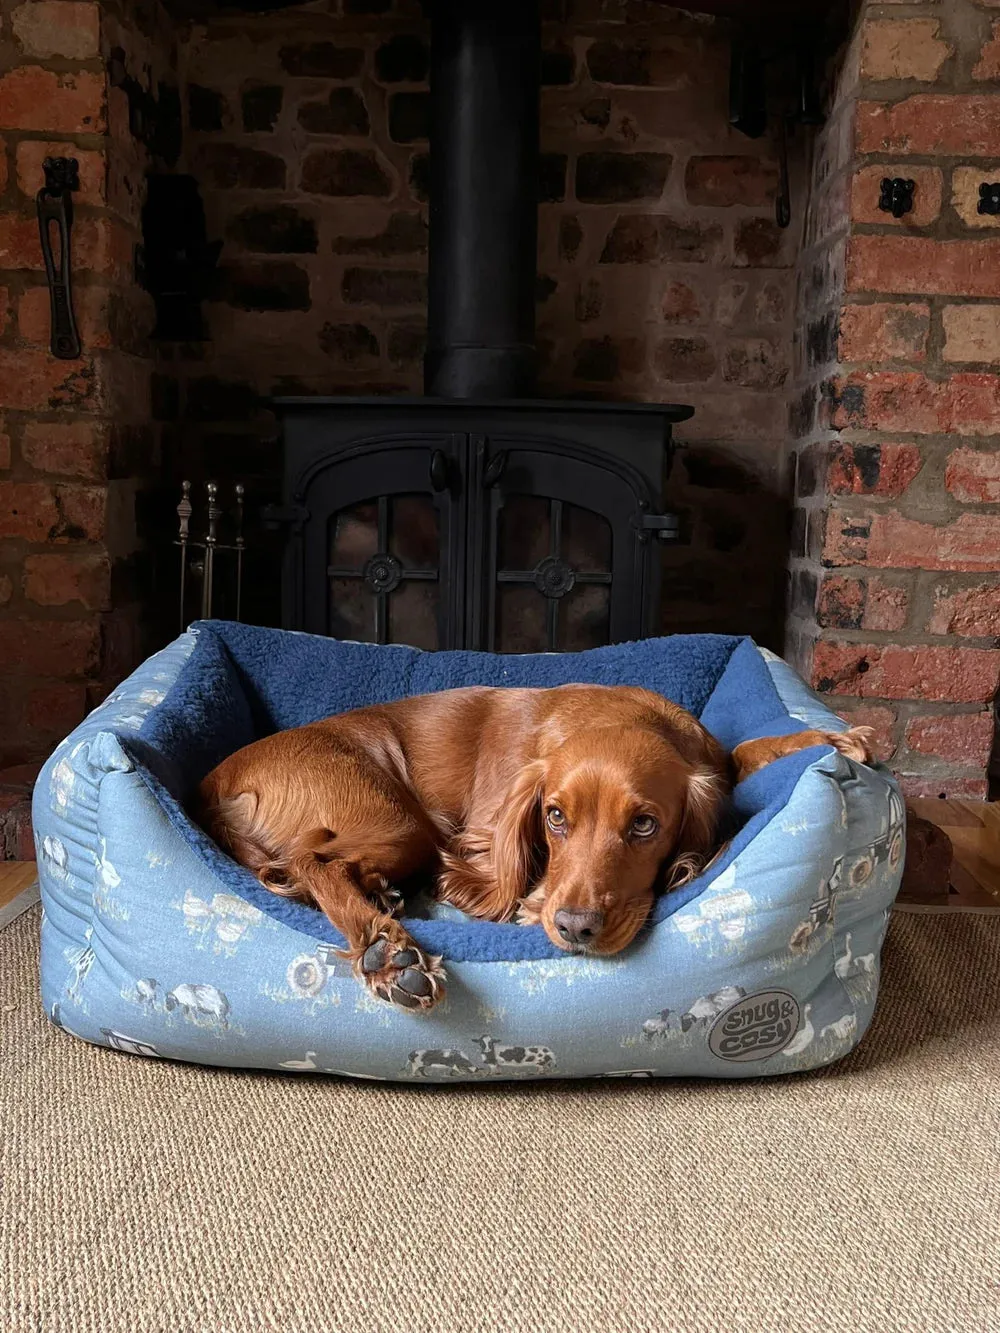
[305,859,445,1011]
[731,726,875,784]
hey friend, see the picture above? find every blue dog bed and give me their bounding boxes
[34,622,903,1081]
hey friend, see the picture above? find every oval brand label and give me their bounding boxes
[708,989,801,1062]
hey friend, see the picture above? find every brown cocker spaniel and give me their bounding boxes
[197,684,873,1011]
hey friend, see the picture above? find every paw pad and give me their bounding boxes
[358,934,445,1011]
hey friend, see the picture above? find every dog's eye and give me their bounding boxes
[631,814,658,837]
[546,807,566,831]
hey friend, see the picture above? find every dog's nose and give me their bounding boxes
[553,907,604,946]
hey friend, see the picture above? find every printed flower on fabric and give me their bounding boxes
[50,757,77,812]
[39,834,68,880]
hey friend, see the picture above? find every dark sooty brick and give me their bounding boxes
[342,267,426,306]
[279,43,363,77]
[332,213,428,256]
[228,205,318,255]
[224,263,311,312]
[302,149,392,197]
[298,88,370,136]
[241,85,283,132]
[575,152,670,203]
[188,85,224,132]
[375,34,428,83]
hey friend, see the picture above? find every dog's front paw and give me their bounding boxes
[515,887,545,927]
[358,932,445,1011]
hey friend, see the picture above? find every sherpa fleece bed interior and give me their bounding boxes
[124,622,829,964]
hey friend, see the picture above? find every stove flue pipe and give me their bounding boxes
[423,0,540,399]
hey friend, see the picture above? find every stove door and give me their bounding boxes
[295,434,466,649]
[471,433,661,653]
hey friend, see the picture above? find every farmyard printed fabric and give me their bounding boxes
[34,623,903,1081]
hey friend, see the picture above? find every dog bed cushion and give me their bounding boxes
[35,622,903,1081]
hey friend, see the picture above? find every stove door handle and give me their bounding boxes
[482,451,507,488]
[429,449,450,492]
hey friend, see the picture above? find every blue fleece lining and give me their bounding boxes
[128,622,819,963]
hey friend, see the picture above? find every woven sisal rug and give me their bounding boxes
[2,904,998,1333]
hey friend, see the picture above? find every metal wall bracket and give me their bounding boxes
[729,41,767,139]
[137,175,222,340]
[978,182,1000,216]
[36,157,81,360]
[729,38,823,230]
[879,177,915,219]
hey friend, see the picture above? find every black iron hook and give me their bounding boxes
[36,157,82,360]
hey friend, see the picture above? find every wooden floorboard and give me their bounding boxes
[908,797,986,828]
[943,827,1000,897]
[908,799,1000,911]
[0,862,37,911]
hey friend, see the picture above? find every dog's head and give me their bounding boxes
[497,726,724,955]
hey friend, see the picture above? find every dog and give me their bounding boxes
[196,684,873,1012]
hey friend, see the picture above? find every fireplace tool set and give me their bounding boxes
[175,480,245,630]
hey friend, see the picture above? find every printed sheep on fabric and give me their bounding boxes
[34,622,904,1082]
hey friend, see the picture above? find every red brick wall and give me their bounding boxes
[790,0,1000,797]
[173,1,805,645]
[0,0,171,846]
[1,1,109,781]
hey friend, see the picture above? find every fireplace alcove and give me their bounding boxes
[143,0,829,660]
[258,1,696,653]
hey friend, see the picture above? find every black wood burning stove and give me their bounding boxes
[269,0,692,653]
[270,397,688,652]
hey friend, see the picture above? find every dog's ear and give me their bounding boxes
[493,759,547,907]
[666,765,725,890]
